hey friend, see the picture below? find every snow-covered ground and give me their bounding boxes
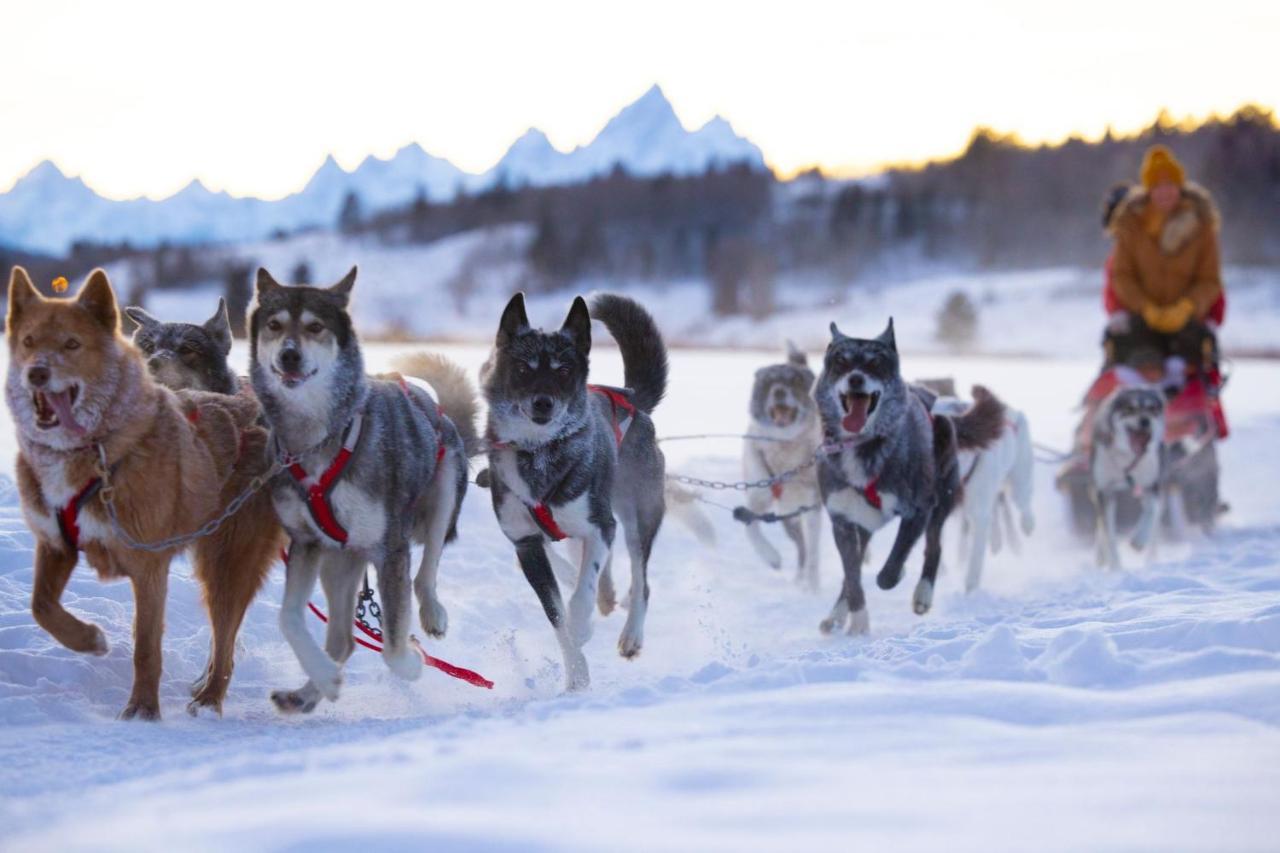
[122,227,1280,358]
[2,342,1279,851]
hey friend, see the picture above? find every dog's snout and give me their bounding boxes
[279,348,302,372]
[26,366,50,388]
[1138,416,1150,430]
[531,395,554,417]
[773,388,787,402]
[846,372,865,390]
[147,354,167,371]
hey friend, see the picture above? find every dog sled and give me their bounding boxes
[1056,363,1227,538]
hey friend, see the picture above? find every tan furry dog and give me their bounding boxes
[5,267,270,720]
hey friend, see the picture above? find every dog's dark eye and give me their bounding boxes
[266,319,283,333]
[178,344,195,357]
[22,336,33,348]
[64,339,80,351]
[137,339,153,354]
[305,322,324,336]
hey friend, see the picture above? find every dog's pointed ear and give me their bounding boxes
[329,266,357,302]
[204,298,233,356]
[7,266,43,336]
[785,339,808,367]
[124,306,160,334]
[561,295,591,353]
[497,292,529,346]
[256,267,283,297]
[876,317,896,351]
[829,322,847,341]
[77,269,119,332]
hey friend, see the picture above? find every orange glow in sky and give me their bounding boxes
[3,0,1277,200]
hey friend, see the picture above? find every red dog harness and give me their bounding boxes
[284,378,448,546]
[504,385,636,543]
[56,477,104,551]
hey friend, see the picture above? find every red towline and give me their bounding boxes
[305,601,494,690]
[281,550,493,689]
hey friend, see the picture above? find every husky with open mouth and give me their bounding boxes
[1089,386,1165,570]
[741,341,823,589]
[814,319,1004,634]
[250,267,478,713]
[5,267,268,720]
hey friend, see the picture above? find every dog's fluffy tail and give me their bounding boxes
[589,293,668,414]
[393,351,481,456]
[950,385,1005,451]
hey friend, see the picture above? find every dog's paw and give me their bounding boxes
[383,646,422,681]
[271,686,320,715]
[190,667,211,698]
[597,590,617,616]
[69,624,109,656]
[847,608,870,636]
[876,566,903,590]
[118,700,161,722]
[309,663,343,701]
[912,579,934,615]
[186,694,224,718]
[564,650,591,692]
[820,602,849,634]
[418,600,449,639]
[618,617,644,659]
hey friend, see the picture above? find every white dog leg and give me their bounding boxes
[965,508,992,593]
[567,532,609,649]
[802,506,823,591]
[274,545,343,706]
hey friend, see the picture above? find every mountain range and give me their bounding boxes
[0,85,766,256]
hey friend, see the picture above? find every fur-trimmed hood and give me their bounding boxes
[1109,181,1221,255]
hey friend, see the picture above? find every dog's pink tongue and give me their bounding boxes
[46,390,86,436]
[842,397,869,434]
[1128,429,1150,457]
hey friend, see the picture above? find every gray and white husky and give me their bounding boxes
[250,267,478,713]
[742,341,823,589]
[1090,386,1165,570]
[815,319,1003,635]
[483,292,667,691]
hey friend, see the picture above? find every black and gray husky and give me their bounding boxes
[250,267,478,713]
[483,292,667,691]
[815,319,1002,634]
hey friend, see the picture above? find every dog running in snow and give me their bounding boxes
[1089,385,1165,570]
[814,319,1004,634]
[482,292,667,691]
[742,341,824,589]
[124,298,287,715]
[249,267,479,713]
[931,387,1035,592]
[5,268,269,720]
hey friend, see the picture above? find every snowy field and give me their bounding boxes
[2,339,1279,851]
[122,227,1280,358]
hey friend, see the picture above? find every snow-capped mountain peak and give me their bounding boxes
[0,85,767,255]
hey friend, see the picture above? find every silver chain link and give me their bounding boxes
[664,437,860,492]
[94,443,282,553]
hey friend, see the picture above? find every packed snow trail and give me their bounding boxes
[1,345,1278,851]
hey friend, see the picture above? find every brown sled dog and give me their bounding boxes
[5,267,276,719]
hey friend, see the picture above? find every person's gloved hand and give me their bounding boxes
[1143,298,1196,333]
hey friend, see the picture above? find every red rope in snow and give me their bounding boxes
[285,549,493,689]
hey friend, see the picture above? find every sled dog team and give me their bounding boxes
[5,266,1150,720]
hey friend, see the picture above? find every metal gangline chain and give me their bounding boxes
[94,443,282,553]
[354,573,383,639]
[664,436,860,493]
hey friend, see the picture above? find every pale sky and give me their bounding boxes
[3,0,1277,201]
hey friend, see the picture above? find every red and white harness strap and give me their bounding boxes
[56,477,103,551]
[509,384,637,543]
[283,413,365,546]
